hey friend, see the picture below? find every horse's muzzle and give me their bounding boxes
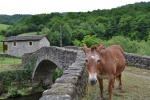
[90,79,97,86]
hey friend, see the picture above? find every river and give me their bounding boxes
[7,92,42,100]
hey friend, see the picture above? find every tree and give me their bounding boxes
[82,35,102,47]
[118,14,133,36]
[40,28,50,35]
[48,31,60,46]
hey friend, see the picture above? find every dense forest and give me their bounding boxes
[0,14,32,25]
[0,2,150,55]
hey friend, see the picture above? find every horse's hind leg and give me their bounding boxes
[118,74,122,90]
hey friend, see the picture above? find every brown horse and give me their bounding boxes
[83,44,126,100]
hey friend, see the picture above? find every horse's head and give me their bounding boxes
[83,44,104,86]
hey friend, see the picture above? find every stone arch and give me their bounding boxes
[32,60,57,86]
[22,46,78,86]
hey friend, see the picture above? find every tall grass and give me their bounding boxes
[0,57,21,72]
[0,24,10,31]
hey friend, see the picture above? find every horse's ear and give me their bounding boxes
[83,44,90,54]
[97,43,105,51]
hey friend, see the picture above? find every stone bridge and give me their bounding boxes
[22,46,150,100]
[22,46,78,86]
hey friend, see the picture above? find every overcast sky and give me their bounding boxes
[0,0,149,15]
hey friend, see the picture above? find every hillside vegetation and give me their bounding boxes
[0,2,150,55]
[0,14,32,25]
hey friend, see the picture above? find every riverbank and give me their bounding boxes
[7,92,42,100]
[0,83,45,99]
[0,57,63,100]
[0,57,43,99]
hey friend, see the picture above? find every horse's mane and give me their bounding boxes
[90,44,105,52]
[90,45,97,52]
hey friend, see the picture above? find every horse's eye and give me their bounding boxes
[97,59,100,63]
[85,59,88,63]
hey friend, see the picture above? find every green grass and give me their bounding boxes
[0,35,5,40]
[0,35,5,53]
[82,66,150,100]
[18,32,37,36]
[0,24,10,31]
[0,57,22,72]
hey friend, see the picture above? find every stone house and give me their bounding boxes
[1,35,50,57]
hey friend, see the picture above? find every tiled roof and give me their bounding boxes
[1,35,48,42]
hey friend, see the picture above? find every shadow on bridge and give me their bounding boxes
[32,60,57,86]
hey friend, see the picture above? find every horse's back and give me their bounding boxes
[106,45,126,74]
[107,45,124,54]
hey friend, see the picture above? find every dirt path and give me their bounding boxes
[82,66,150,100]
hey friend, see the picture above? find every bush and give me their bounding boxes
[82,35,102,47]
[103,36,150,55]
[104,36,138,53]
[136,41,150,55]
[53,68,63,82]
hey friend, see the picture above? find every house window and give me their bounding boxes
[13,42,16,46]
[29,41,33,46]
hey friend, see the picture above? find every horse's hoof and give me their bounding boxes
[119,85,122,90]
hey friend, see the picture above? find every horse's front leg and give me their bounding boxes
[108,75,115,100]
[98,77,104,100]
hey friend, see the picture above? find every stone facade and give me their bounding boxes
[3,35,50,57]
[39,37,50,48]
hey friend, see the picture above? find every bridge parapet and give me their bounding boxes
[40,50,88,100]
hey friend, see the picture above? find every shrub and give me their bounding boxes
[82,35,102,47]
[104,36,138,53]
[53,68,63,82]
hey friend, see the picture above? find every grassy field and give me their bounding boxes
[0,35,5,53]
[82,66,150,100]
[0,57,22,72]
[0,24,10,31]
[18,32,37,36]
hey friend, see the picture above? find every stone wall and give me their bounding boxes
[124,52,150,69]
[40,50,88,100]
